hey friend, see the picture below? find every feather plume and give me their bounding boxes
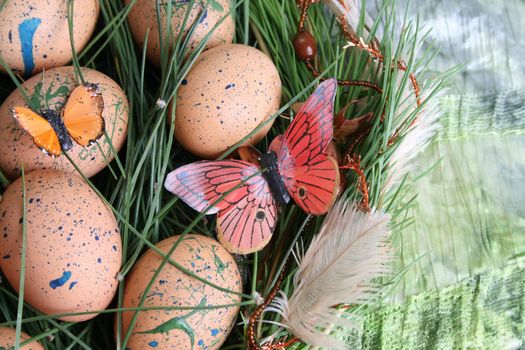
[269,200,391,349]
[385,82,443,192]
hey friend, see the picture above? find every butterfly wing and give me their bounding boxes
[62,82,105,147]
[10,107,62,156]
[165,160,277,254]
[277,78,340,214]
[216,179,277,254]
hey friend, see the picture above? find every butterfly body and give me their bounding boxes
[11,82,105,157]
[41,109,73,152]
[165,78,339,254]
[259,151,290,205]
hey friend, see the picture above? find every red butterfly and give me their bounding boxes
[164,78,340,254]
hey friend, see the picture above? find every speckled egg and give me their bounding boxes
[0,0,99,76]
[0,66,129,179]
[119,234,242,350]
[125,0,235,67]
[0,327,44,350]
[174,44,281,158]
[0,170,122,322]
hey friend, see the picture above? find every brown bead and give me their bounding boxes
[292,31,317,61]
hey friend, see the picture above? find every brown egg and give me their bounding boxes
[0,66,128,179]
[119,234,242,350]
[0,170,122,322]
[0,327,44,350]
[125,0,235,67]
[0,0,99,76]
[174,44,282,158]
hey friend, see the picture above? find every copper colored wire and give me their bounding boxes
[340,155,371,212]
[247,261,298,350]
[297,2,384,95]
[296,0,423,146]
[262,337,300,350]
[305,60,383,93]
[339,18,422,109]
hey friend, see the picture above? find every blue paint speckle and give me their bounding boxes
[95,236,100,241]
[18,18,42,77]
[148,341,158,347]
[191,262,196,268]
[8,30,12,44]
[198,9,208,24]
[211,328,219,336]
[112,245,117,251]
[49,271,72,289]
[69,281,78,290]
[198,339,204,346]
[159,280,167,285]
[181,79,188,85]
[146,291,164,299]
[225,83,235,90]
[97,258,102,263]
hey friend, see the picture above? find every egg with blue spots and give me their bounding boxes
[125,0,235,67]
[0,66,129,179]
[118,234,242,350]
[0,0,99,76]
[173,44,282,159]
[0,170,122,322]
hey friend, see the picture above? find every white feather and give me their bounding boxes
[385,82,443,192]
[272,200,391,349]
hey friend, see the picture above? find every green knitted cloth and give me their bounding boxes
[350,259,525,349]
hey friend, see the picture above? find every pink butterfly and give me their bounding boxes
[165,79,339,254]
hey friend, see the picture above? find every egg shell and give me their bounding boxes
[0,0,99,76]
[174,44,281,158]
[0,66,129,179]
[0,170,122,322]
[125,0,235,67]
[120,234,242,350]
[0,327,44,350]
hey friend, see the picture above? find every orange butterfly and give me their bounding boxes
[10,82,105,157]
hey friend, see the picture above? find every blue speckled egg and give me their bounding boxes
[173,44,282,159]
[0,170,122,322]
[0,0,99,76]
[125,0,235,67]
[0,66,129,180]
[119,234,242,350]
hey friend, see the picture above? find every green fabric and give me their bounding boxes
[360,0,525,345]
[439,89,525,140]
[391,90,525,300]
[346,259,525,349]
[385,0,525,301]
